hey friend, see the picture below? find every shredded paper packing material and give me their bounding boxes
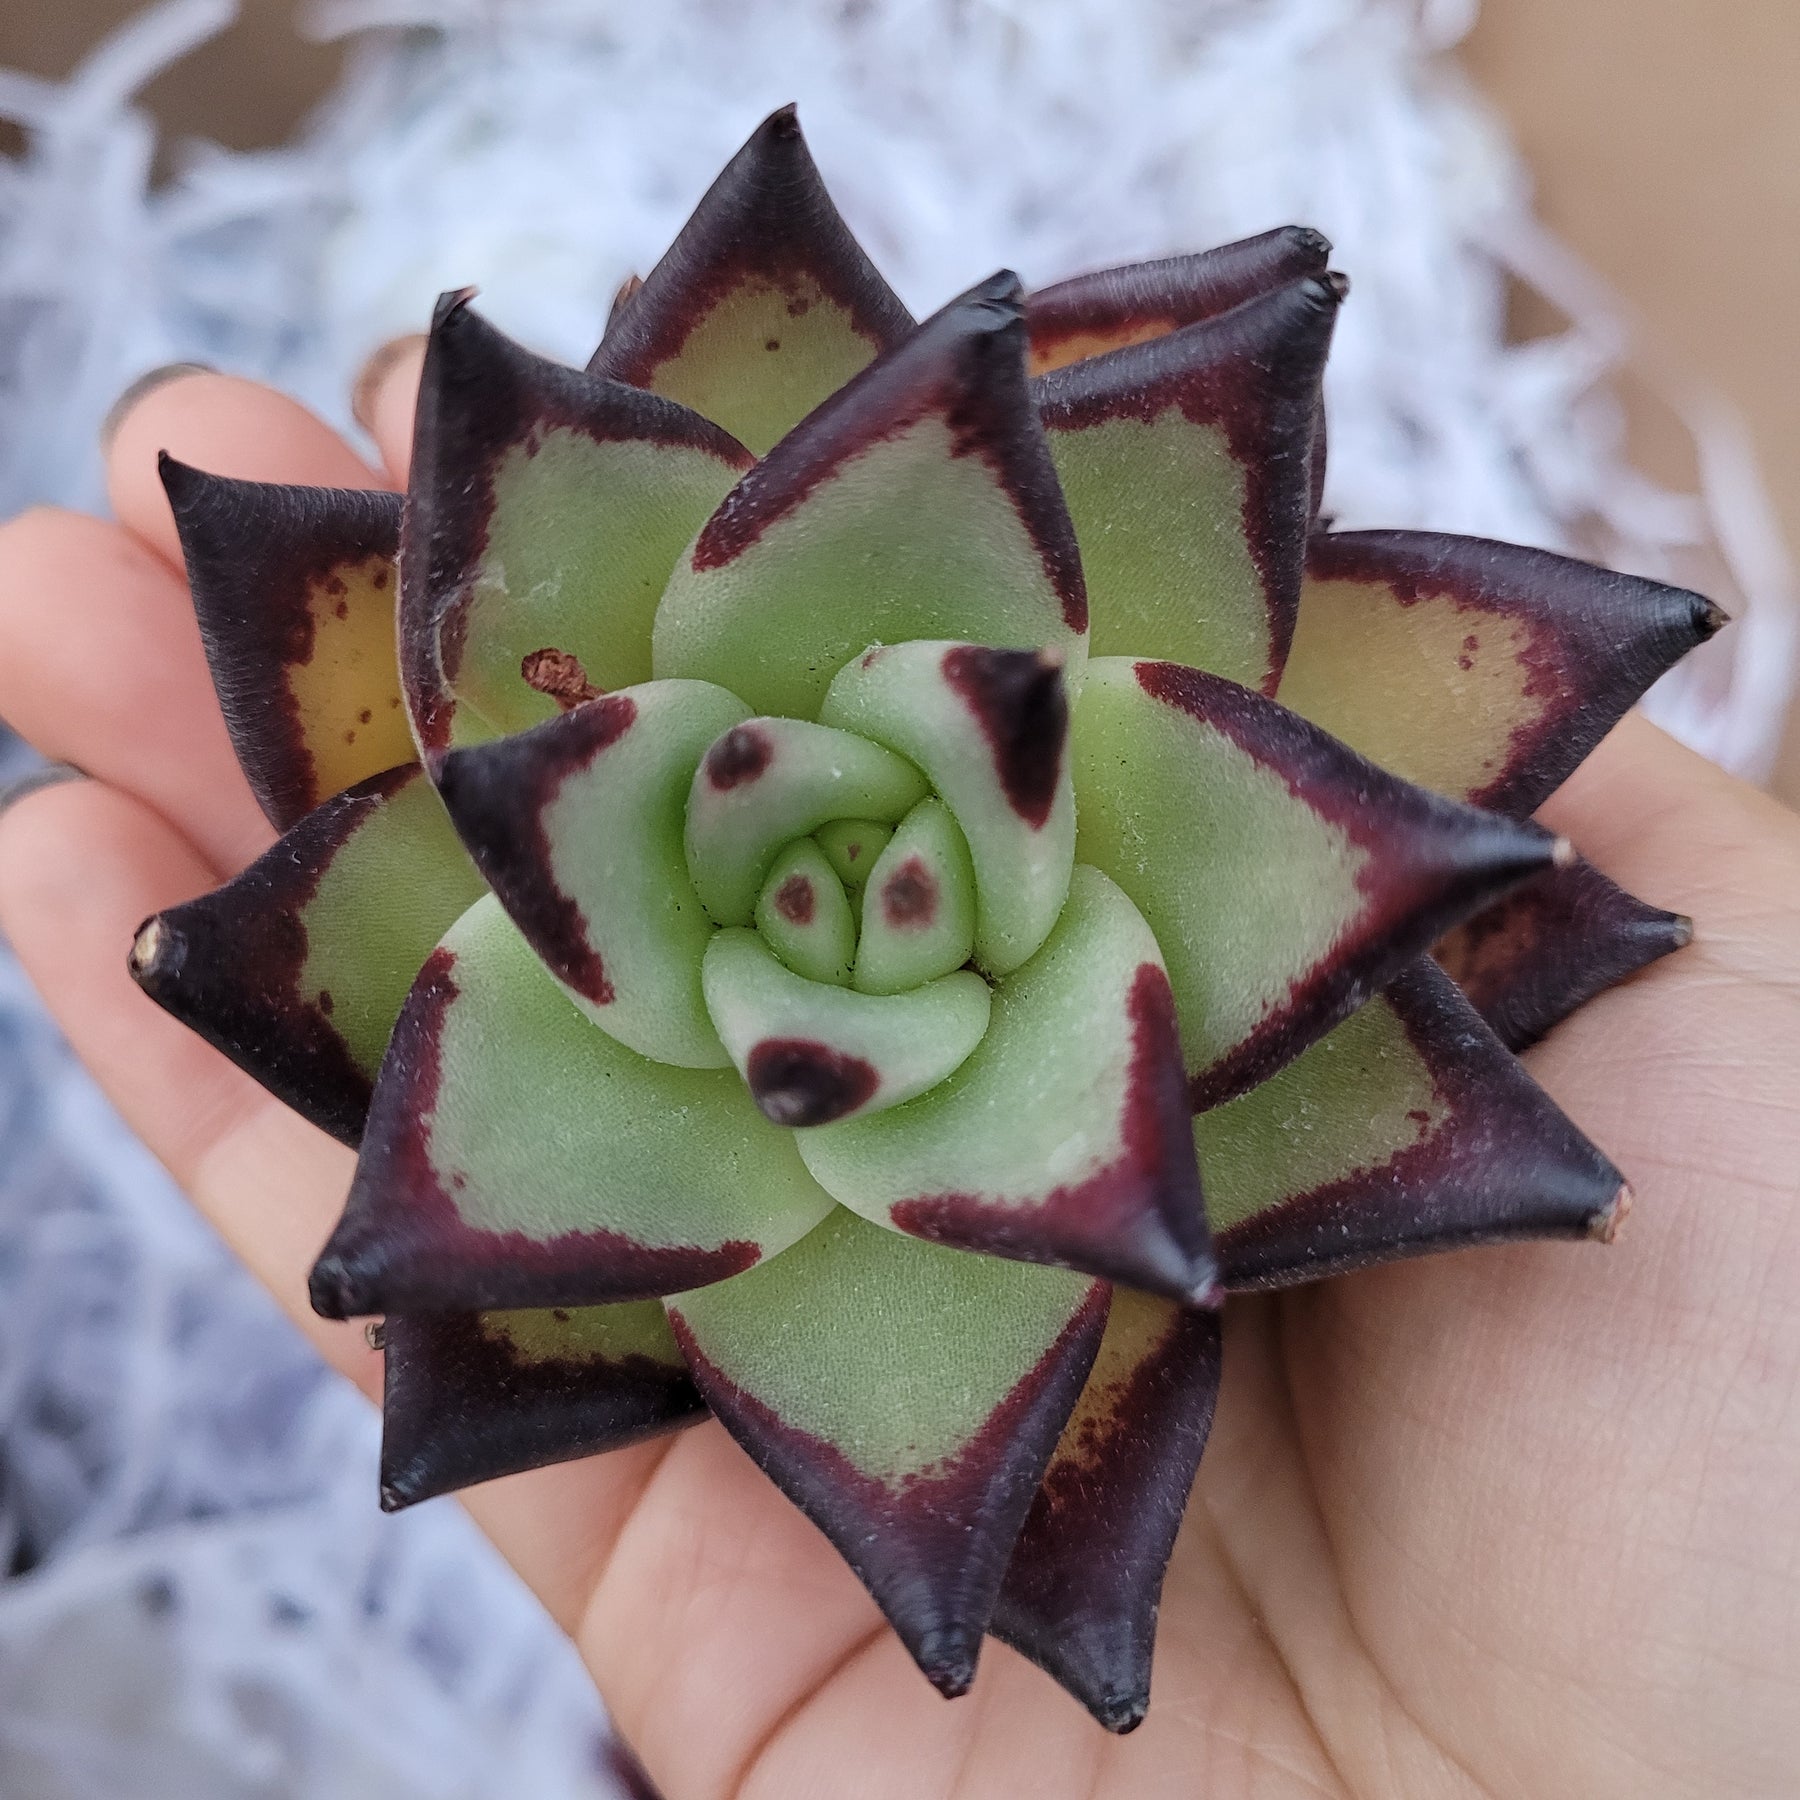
[0,0,1793,1794]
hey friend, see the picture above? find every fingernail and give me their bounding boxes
[351,334,427,434]
[0,760,87,821]
[100,362,216,452]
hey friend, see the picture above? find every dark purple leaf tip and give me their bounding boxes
[942,645,1068,828]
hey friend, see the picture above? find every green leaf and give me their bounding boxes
[755,838,857,986]
[402,294,751,752]
[852,799,977,996]
[130,764,486,1146]
[684,717,928,926]
[800,866,1215,1301]
[587,106,914,455]
[1279,531,1725,815]
[1198,960,1625,1290]
[652,272,1089,720]
[994,1290,1221,1734]
[822,642,1073,976]
[430,679,749,1067]
[668,1208,1107,1698]
[1025,225,1332,376]
[159,460,408,829]
[309,896,834,1317]
[1071,657,1561,1108]
[1036,275,1340,693]
[379,1301,705,1510]
[701,929,991,1127]
[815,817,892,888]
[1435,855,1692,1051]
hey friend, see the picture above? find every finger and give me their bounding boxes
[0,777,363,1376]
[0,506,274,872]
[1540,710,1800,916]
[105,369,386,568]
[1273,721,1800,1798]
[352,334,427,487]
[0,774,676,1635]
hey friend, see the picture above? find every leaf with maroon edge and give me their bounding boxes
[1279,530,1727,817]
[668,1208,1108,1697]
[1198,959,1626,1291]
[701,929,992,1126]
[821,641,1074,976]
[1025,225,1333,375]
[1072,657,1563,1109]
[1434,854,1693,1051]
[310,896,833,1319]
[801,867,1216,1302]
[652,272,1089,721]
[160,460,408,830]
[402,293,751,752]
[129,764,486,1146]
[588,105,914,455]
[1036,275,1341,694]
[684,717,929,927]
[378,1301,705,1510]
[431,679,751,1067]
[992,1291,1221,1733]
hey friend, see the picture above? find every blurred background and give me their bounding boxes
[0,1,1795,1795]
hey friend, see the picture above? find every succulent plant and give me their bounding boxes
[130,107,1721,1732]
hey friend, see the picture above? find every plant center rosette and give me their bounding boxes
[129,108,1722,1731]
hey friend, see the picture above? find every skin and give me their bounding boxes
[0,361,1796,1800]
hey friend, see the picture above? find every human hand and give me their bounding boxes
[1,361,1795,1799]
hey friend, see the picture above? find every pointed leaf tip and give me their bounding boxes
[129,765,485,1146]
[669,1211,1106,1698]
[995,1292,1221,1731]
[313,899,830,1317]
[1281,531,1725,815]
[378,1302,705,1509]
[821,642,1075,976]
[159,460,407,828]
[654,283,1088,719]
[1074,659,1560,1109]
[1202,959,1624,1289]
[1038,274,1339,693]
[432,679,749,1067]
[801,868,1215,1303]
[1435,855,1696,1050]
[1025,225,1333,376]
[588,106,913,454]
[404,300,749,752]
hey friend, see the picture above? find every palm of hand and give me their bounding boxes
[0,370,1795,1800]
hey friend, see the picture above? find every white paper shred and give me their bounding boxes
[0,1,1792,1793]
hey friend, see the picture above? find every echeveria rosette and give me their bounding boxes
[127,106,1725,1733]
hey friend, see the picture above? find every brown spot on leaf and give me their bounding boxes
[881,856,938,928]
[775,874,816,924]
[745,1039,879,1126]
[705,723,773,789]
[520,648,603,712]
